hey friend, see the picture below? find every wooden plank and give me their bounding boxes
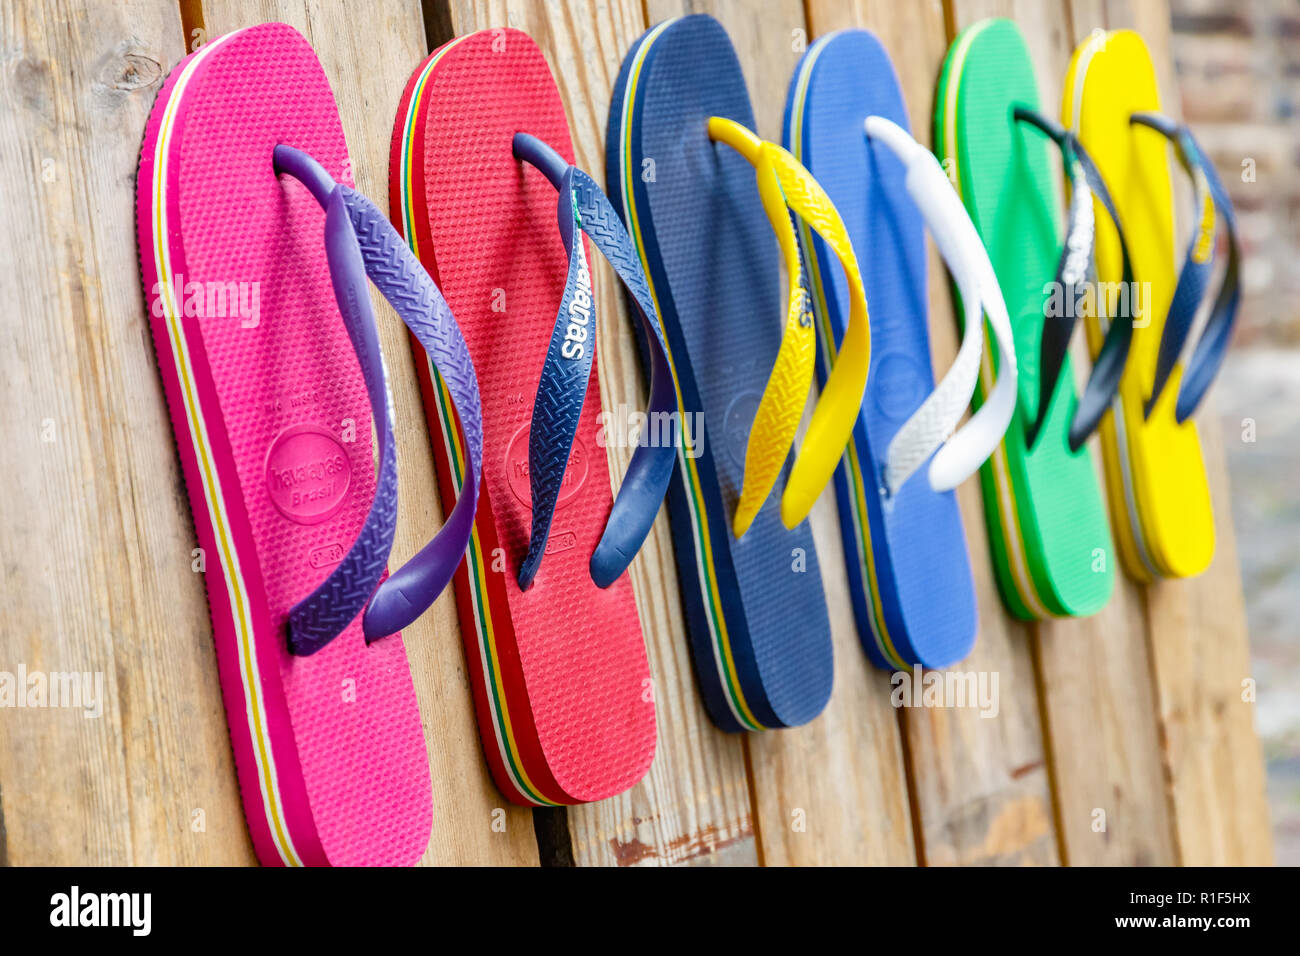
[193,0,540,866]
[802,0,1059,865]
[940,0,1170,867]
[0,0,251,864]
[438,0,759,866]
[1011,0,1177,867]
[638,0,917,866]
[1098,0,1273,866]
[0,0,1270,870]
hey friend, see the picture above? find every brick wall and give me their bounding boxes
[1171,0,1300,344]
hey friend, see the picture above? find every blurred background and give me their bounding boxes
[1171,0,1300,864]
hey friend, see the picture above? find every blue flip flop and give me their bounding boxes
[607,14,837,730]
[784,30,1018,668]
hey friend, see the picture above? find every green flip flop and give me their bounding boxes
[935,18,1114,619]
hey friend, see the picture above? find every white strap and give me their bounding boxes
[863,116,1017,496]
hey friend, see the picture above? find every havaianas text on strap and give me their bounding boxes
[511,133,676,590]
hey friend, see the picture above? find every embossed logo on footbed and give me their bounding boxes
[872,352,927,423]
[504,423,588,510]
[723,390,763,469]
[265,424,352,525]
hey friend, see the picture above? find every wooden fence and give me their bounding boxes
[0,0,1272,865]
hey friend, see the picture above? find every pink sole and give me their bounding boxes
[137,23,430,865]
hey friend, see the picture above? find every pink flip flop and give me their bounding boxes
[136,22,483,865]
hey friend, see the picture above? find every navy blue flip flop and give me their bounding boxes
[608,14,836,730]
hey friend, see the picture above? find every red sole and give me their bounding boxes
[391,30,655,805]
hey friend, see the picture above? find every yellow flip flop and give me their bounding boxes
[1064,29,1215,580]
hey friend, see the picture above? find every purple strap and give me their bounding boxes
[274,145,482,655]
[344,189,483,638]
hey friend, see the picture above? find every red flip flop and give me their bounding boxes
[392,29,675,804]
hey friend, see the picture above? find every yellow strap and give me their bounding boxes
[708,117,870,535]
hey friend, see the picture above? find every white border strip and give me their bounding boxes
[151,30,303,867]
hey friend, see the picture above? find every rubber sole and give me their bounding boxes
[608,15,834,730]
[785,28,977,669]
[1064,29,1215,581]
[935,18,1115,619]
[137,22,431,866]
[392,29,656,804]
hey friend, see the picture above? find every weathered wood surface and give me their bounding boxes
[0,0,246,865]
[0,0,1269,867]
[945,0,1176,867]
[1102,0,1272,866]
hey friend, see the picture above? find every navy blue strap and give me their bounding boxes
[274,146,482,654]
[512,133,676,590]
[1131,113,1240,422]
[1014,107,1135,452]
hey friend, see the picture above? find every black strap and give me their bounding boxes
[1013,107,1136,452]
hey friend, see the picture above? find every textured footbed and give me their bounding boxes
[608,15,833,731]
[936,19,1114,619]
[786,29,977,669]
[393,29,654,804]
[1065,30,1214,581]
[137,23,430,866]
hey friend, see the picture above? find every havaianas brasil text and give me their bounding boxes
[559,244,706,457]
[560,253,593,360]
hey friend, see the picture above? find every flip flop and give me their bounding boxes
[392,29,675,802]
[609,14,868,728]
[1065,29,1233,580]
[935,18,1115,619]
[137,22,483,865]
[784,29,1020,669]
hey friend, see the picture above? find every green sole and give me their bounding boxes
[935,18,1114,619]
